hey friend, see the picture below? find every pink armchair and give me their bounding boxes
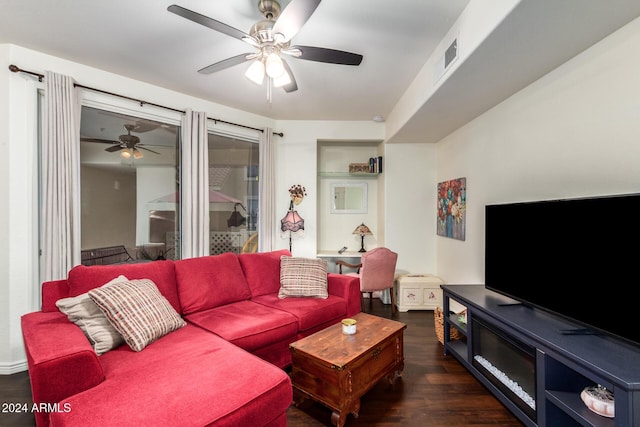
[336,247,398,314]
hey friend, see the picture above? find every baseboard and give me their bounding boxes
[0,360,28,375]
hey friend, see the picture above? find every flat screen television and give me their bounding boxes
[485,193,640,348]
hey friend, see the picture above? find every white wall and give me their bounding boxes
[1,45,40,374]
[385,142,438,276]
[435,16,640,285]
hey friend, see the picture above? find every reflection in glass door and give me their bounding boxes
[80,106,180,262]
[208,133,259,255]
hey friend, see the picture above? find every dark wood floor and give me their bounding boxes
[0,299,522,427]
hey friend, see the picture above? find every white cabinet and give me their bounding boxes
[395,274,444,312]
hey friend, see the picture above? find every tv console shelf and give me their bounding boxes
[441,285,640,427]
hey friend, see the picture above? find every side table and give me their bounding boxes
[395,274,444,312]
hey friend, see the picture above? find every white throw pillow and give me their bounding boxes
[56,275,128,355]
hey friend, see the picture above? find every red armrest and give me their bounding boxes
[327,273,361,316]
[41,280,70,313]
[21,312,104,427]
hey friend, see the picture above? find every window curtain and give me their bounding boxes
[180,109,209,259]
[40,71,82,281]
[258,127,276,251]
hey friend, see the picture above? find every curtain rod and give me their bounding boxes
[8,64,284,137]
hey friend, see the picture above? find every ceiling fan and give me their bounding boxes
[81,124,161,159]
[168,0,363,100]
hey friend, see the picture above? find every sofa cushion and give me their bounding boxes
[89,279,186,352]
[278,256,328,299]
[184,300,298,352]
[67,261,181,313]
[56,275,128,355]
[238,249,291,297]
[50,325,292,427]
[174,253,252,315]
[252,294,347,332]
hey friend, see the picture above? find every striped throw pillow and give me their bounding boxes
[89,279,186,352]
[278,256,328,299]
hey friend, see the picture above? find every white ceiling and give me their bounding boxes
[2,0,640,143]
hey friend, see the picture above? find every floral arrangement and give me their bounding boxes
[288,184,307,205]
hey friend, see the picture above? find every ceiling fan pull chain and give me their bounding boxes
[267,78,273,104]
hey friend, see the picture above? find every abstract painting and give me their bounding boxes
[437,177,466,241]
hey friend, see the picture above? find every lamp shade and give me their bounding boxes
[281,210,304,232]
[353,223,372,252]
[352,223,372,236]
[281,200,305,252]
[265,53,285,78]
[245,60,265,85]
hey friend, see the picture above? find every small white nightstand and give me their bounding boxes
[395,274,444,312]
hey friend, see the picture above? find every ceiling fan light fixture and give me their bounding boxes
[121,149,132,159]
[273,70,292,88]
[133,149,143,159]
[169,1,364,103]
[265,53,285,78]
[245,60,265,85]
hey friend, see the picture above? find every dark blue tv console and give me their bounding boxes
[441,285,640,427]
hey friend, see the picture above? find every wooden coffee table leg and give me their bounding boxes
[292,388,307,407]
[351,398,361,418]
[330,411,344,427]
[330,398,360,427]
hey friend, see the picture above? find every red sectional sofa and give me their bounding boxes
[21,249,361,427]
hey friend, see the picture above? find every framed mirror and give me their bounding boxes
[331,182,368,214]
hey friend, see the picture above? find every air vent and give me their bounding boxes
[434,37,458,83]
[445,38,458,69]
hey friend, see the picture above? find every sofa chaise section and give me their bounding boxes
[47,324,291,427]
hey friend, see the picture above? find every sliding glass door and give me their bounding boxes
[78,106,259,262]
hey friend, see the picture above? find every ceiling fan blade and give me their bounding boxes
[81,138,119,144]
[273,0,321,42]
[280,59,298,93]
[167,5,253,43]
[291,45,363,65]
[198,53,253,74]
[132,120,159,133]
[105,145,124,152]
[138,146,161,155]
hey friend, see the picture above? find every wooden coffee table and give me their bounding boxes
[289,312,406,427]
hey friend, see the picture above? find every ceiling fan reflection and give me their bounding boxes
[81,124,163,159]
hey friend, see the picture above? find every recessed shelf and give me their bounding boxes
[318,172,380,179]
